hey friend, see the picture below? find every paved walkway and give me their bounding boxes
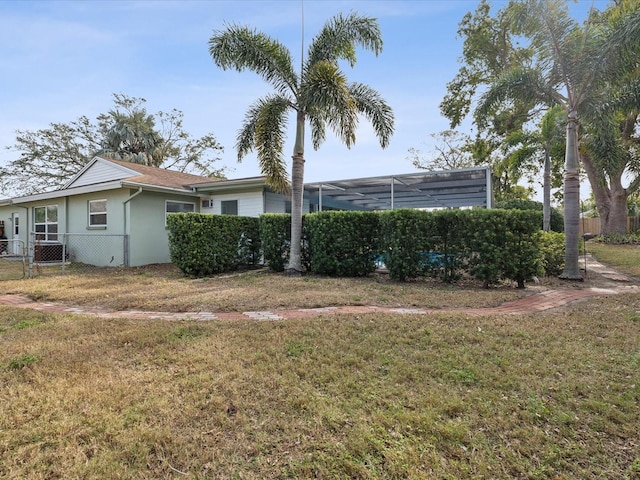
[0,256,637,321]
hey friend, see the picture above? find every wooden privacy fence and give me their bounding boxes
[579,216,640,236]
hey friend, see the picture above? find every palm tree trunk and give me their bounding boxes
[559,111,583,280]
[286,111,306,275]
[543,145,551,232]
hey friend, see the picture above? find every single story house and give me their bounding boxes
[0,156,492,267]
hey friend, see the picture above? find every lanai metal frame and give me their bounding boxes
[304,166,492,211]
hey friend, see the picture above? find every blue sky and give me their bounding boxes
[0,0,602,198]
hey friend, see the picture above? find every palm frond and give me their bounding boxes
[302,61,358,148]
[613,78,640,114]
[209,25,298,96]
[476,66,564,127]
[608,5,640,70]
[307,12,382,68]
[250,95,291,194]
[511,0,576,76]
[348,83,394,149]
[581,113,628,180]
[235,102,260,162]
[307,113,327,151]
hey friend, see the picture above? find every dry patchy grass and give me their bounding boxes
[1,293,639,479]
[0,265,537,313]
[587,242,640,278]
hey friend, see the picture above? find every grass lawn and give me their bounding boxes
[1,246,639,478]
[0,265,531,313]
[587,241,640,277]
[0,257,26,281]
[1,297,639,479]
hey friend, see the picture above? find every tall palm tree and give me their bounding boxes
[578,1,640,235]
[478,0,639,279]
[501,105,565,231]
[209,13,394,274]
[98,108,164,167]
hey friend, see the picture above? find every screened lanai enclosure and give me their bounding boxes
[304,167,493,211]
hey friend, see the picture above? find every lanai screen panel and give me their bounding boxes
[305,167,492,211]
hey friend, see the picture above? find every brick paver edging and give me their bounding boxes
[1,285,638,321]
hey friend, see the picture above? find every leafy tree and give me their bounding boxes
[440,0,533,133]
[3,116,101,194]
[476,0,640,279]
[440,0,538,201]
[209,13,394,274]
[578,1,640,235]
[2,93,226,195]
[96,94,164,167]
[501,105,566,230]
[407,130,474,171]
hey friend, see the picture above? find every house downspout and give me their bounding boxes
[122,187,143,267]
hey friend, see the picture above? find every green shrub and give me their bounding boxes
[259,214,310,272]
[379,209,436,281]
[596,232,640,245]
[467,209,542,288]
[306,211,380,277]
[538,231,565,276]
[167,213,260,277]
[496,199,564,232]
[429,210,467,282]
[236,216,262,266]
[501,211,543,288]
[467,209,507,287]
[259,214,291,272]
[379,208,542,286]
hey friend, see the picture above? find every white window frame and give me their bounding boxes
[221,199,238,216]
[88,199,107,228]
[165,200,195,224]
[33,205,58,242]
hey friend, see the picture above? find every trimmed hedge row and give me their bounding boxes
[168,209,562,287]
[496,199,564,233]
[306,211,380,277]
[259,214,311,272]
[167,213,260,277]
[379,209,542,286]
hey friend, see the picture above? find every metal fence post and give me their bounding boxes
[28,231,34,279]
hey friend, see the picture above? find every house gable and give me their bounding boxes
[64,157,140,189]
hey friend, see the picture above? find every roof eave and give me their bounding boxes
[120,181,199,196]
[8,180,125,204]
[192,176,268,192]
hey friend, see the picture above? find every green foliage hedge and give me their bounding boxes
[538,231,565,276]
[306,211,380,277]
[596,232,640,245]
[380,209,542,287]
[168,209,560,288]
[259,214,310,272]
[167,213,260,277]
[496,199,564,233]
[379,209,466,282]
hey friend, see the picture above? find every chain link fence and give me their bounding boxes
[0,239,28,280]
[29,232,129,278]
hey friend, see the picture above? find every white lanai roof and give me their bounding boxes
[304,167,493,211]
